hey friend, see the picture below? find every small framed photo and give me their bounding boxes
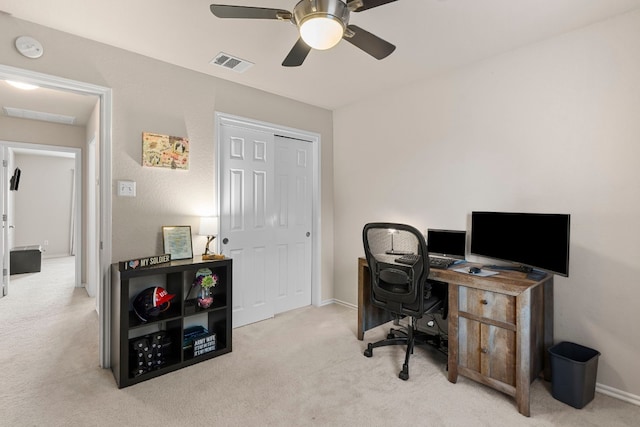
[143,132,189,170]
[162,226,193,260]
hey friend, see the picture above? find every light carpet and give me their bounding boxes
[0,257,638,426]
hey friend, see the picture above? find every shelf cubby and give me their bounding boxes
[111,257,232,387]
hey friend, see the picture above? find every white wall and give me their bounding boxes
[0,14,335,302]
[1,116,85,263]
[333,10,640,396]
[0,116,85,150]
[12,153,75,257]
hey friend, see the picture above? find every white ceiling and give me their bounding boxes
[1,0,640,123]
[0,80,97,126]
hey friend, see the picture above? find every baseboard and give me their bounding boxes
[597,383,640,406]
[321,298,357,310]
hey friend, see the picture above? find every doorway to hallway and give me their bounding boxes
[0,64,112,367]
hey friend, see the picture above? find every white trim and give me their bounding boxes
[596,383,640,407]
[86,134,98,299]
[325,299,357,309]
[215,112,322,308]
[0,64,113,368]
[99,81,113,370]
[1,146,9,298]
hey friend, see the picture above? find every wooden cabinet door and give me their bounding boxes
[458,317,516,386]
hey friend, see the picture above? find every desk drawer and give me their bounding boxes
[459,286,515,324]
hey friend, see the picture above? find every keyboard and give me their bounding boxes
[395,254,420,265]
[428,256,455,269]
[396,254,457,269]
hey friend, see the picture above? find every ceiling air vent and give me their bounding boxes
[210,52,254,73]
[3,106,76,125]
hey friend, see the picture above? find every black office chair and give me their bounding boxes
[362,222,447,380]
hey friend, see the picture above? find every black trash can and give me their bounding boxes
[548,341,600,409]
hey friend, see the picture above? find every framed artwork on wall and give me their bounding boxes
[162,226,193,260]
[142,132,189,169]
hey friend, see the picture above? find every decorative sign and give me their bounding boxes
[119,254,171,271]
[193,333,216,357]
[142,132,189,170]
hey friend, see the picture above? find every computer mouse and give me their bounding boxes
[468,266,482,274]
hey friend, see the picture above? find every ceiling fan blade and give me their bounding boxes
[210,4,292,20]
[343,25,396,60]
[282,38,312,67]
[349,0,398,12]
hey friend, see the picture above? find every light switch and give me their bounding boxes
[118,180,136,197]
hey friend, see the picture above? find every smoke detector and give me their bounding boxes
[15,36,44,59]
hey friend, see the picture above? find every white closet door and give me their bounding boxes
[219,124,314,328]
[272,135,312,314]
[220,124,276,327]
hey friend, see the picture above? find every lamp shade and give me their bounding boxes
[299,16,344,50]
[293,0,349,51]
[199,217,219,236]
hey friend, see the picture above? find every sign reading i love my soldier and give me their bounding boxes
[119,254,171,271]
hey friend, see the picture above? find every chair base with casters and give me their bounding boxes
[363,296,446,380]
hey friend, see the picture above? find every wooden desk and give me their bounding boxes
[357,257,554,417]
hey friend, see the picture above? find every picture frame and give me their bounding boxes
[142,132,189,170]
[162,226,193,260]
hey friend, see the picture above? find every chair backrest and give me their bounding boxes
[362,222,431,317]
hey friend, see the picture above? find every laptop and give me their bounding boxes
[427,229,466,267]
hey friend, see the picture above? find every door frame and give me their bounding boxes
[1,146,8,297]
[215,112,322,308]
[86,134,99,299]
[1,142,82,286]
[0,64,113,368]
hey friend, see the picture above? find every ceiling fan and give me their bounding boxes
[210,0,398,67]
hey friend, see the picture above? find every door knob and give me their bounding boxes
[306,232,310,237]
[222,238,229,245]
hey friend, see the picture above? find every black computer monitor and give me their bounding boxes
[470,211,570,276]
[427,229,466,259]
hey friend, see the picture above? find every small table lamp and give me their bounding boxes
[385,228,411,255]
[199,217,223,260]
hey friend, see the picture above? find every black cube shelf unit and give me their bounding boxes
[111,257,232,388]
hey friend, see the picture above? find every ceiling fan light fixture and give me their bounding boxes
[299,16,344,50]
[210,0,396,66]
[294,0,349,50]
